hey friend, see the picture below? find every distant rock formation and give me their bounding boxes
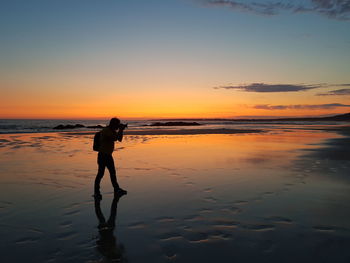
[153,112,350,122]
[237,112,350,122]
[147,122,201,126]
[316,113,350,121]
[87,125,104,128]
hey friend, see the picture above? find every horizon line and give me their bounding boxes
[0,112,349,120]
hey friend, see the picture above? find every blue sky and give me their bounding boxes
[1,0,349,118]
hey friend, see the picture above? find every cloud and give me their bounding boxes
[253,103,350,110]
[202,0,350,20]
[214,83,350,93]
[203,0,293,16]
[297,0,350,20]
[317,88,350,96]
[214,83,322,92]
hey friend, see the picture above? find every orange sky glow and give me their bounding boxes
[1,1,349,119]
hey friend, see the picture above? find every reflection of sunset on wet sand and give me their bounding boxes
[1,126,350,262]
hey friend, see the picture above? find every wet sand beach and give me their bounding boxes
[1,126,350,262]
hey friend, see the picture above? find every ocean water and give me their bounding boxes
[0,119,348,134]
[0,119,137,134]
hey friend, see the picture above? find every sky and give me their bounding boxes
[1,0,350,119]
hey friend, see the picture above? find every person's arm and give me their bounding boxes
[116,128,124,142]
[110,129,119,141]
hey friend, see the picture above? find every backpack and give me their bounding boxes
[93,131,101,151]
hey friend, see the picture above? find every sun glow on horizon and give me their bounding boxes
[1,1,349,119]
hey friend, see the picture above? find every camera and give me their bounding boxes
[119,123,128,130]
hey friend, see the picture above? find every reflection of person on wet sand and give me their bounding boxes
[94,194,126,262]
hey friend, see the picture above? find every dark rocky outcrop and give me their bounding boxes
[87,125,104,129]
[147,122,201,126]
[53,124,85,129]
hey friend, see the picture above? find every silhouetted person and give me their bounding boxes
[94,194,126,262]
[94,118,127,199]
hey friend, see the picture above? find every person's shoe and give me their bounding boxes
[114,188,127,196]
[93,192,102,200]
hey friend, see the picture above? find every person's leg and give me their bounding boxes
[107,196,120,228]
[94,153,106,194]
[94,198,106,228]
[105,154,120,190]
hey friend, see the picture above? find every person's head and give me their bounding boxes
[109,118,120,130]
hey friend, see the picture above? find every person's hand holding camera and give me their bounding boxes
[118,123,128,130]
